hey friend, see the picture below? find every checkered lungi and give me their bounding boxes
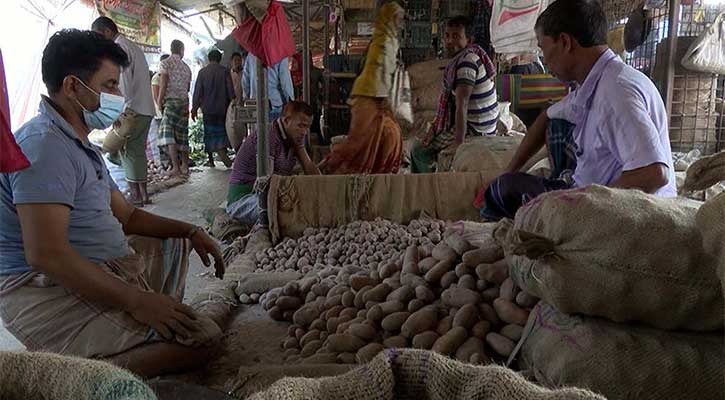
[158,98,190,151]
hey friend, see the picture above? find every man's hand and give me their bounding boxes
[128,291,199,340]
[191,230,225,279]
[191,109,198,122]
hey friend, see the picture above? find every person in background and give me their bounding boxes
[411,16,499,173]
[0,29,224,379]
[151,54,170,112]
[226,101,320,226]
[480,0,675,221]
[92,17,156,206]
[243,54,294,120]
[157,40,192,177]
[192,49,235,168]
[229,52,245,104]
[318,2,404,174]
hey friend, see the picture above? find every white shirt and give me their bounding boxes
[114,34,156,117]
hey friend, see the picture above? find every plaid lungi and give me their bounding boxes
[158,98,190,151]
[202,113,230,152]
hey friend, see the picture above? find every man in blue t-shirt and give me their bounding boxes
[0,29,224,378]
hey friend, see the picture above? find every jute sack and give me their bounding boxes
[504,185,723,331]
[248,348,605,400]
[450,136,522,173]
[695,186,725,304]
[226,102,248,151]
[680,150,725,194]
[412,81,443,112]
[0,351,156,400]
[516,302,724,400]
[407,59,449,90]
[231,364,352,399]
[267,173,489,241]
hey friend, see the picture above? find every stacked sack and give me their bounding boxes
[407,59,448,138]
[496,185,724,400]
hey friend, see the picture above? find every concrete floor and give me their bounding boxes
[0,165,232,352]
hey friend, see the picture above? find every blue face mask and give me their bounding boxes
[74,77,125,130]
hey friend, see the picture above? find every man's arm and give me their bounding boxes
[504,109,549,173]
[191,71,203,121]
[152,83,161,109]
[294,144,321,176]
[158,73,169,108]
[610,163,668,193]
[110,190,225,278]
[16,203,198,339]
[453,84,473,145]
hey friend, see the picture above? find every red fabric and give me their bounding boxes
[0,49,30,173]
[232,1,295,67]
[290,52,303,87]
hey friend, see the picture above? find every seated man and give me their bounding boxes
[0,30,225,378]
[481,0,675,220]
[226,101,320,225]
[411,16,499,173]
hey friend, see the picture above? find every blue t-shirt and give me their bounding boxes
[0,97,130,275]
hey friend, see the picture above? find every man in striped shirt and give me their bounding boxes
[226,101,320,226]
[411,16,499,173]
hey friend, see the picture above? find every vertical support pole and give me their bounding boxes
[303,0,311,103]
[323,0,331,139]
[256,58,269,226]
[664,0,681,117]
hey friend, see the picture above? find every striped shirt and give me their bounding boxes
[229,119,301,185]
[454,52,499,135]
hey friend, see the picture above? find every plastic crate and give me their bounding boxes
[401,48,436,66]
[444,0,472,17]
[406,22,433,48]
[324,55,364,72]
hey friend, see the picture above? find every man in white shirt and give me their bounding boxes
[92,17,156,206]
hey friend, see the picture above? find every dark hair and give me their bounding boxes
[231,52,243,59]
[535,0,608,47]
[447,16,472,37]
[284,101,314,117]
[160,54,170,62]
[171,40,184,55]
[91,16,118,34]
[42,29,129,94]
[208,49,222,62]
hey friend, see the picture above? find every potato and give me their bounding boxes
[479,303,500,327]
[400,273,427,288]
[493,298,530,325]
[463,246,504,267]
[268,306,284,321]
[486,332,515,357]
[475,263,508,285]
[500,324,524,342]
[431,327,468,355]
[412,331,440,350]
[324,294,343,309]
[337,352,357,364]
[327,334,366,353]
[299,277,318,294]
[455,337,485,363]
[239,294,252,304]
[310,318,327,331]
[471,320,492,339]
[325,305,344,320]
[284,348,300,358]
[458,275,477,291]
[440,271,459,289]
[367,305,384,322]
[381,312,411,332]
[452,304,479,329]
[424,259,454,284]
[382,335,408,348]
[402,245,420,275]
[350,276,377,291]
[415,286,435,303]
[356,343,385,363]
[516,291,540,308]
[326,317,342,333]
[419,244,436,259]
[408,299,424,313]
[418,257,438,274]
[300,330,321,348]
[476,279,488,291]
[455,263,474,278]
[444,233,472,256]
[401,306,438,338]
[276,296,303,311]
[347,323,377,341]
[363,283,392,303]
[387,286,415,303]
[300,339,323,357]
[469,352,490,365]
[378,263,400,280]
[354,286,373,309]
[379,300,406,315]
[436,316,453,336]
[339,307,359,320]
[441,287,481,308]
[432,242,458,262]
[357,309,368,319]
[341,291,356,308]
[283,337,299,350]
[295,328,306,341]
[481,287,500,303]
[499,278,519,302]
[288,324,302,337]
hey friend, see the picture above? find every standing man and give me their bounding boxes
[411,16,499,173]
[192,50,235,168]
[243,54,294,120]
[92,17,156,206]
[481,0,675,220]
[157,40,192,177]
[229,52,244,104]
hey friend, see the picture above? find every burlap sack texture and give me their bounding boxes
[246,348,605,400]
[0,351,156,400]
[266,173,491,242]
[439,136,522,173]
[231,364,353,398]
[517,302,724,400]
[680,150,725,194]
[502,185,723,331]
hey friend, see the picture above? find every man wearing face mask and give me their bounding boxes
[480,0,675,221]
[0,30,225,378]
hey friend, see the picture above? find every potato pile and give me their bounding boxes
[254,219,446,274]
[258,223,540,366]
[146,160,173,185]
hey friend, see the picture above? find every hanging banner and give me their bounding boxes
[95,0,161,53]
